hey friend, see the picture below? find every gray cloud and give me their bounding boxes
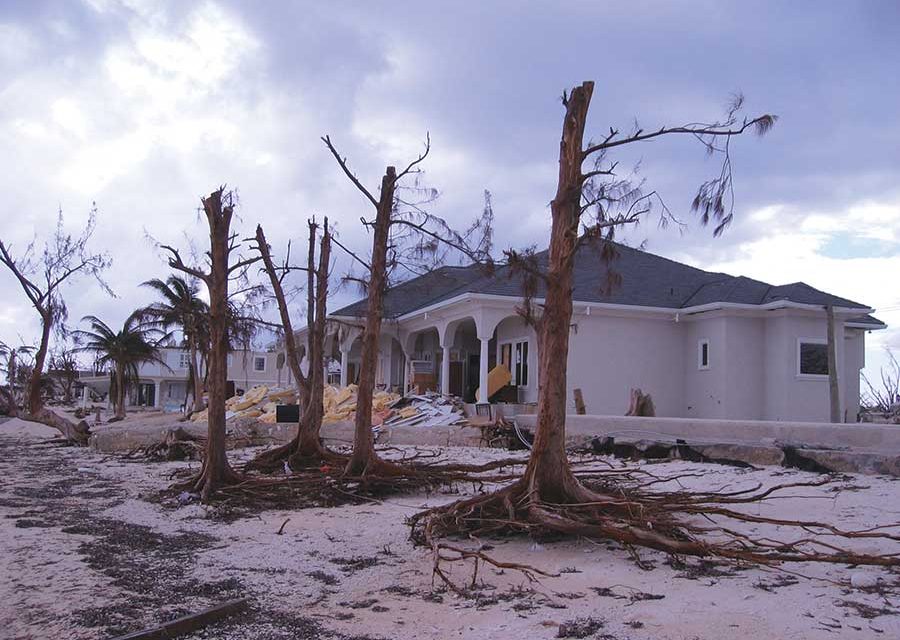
[1,0,898,377]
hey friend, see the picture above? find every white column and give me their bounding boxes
[441,345,451,396]
[154,380,161,408]
[340,349,350,387]
[478,337,490,402]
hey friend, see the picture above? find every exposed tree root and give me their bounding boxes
[409,469,900,592]
[243,432,348,474]
[172,457,244,502]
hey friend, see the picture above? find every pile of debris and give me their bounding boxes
[189,385,297,425]
[382,392,467,428]
[189,384,468,428]
[322,384,401,425]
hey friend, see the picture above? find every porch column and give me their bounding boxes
[340,348,350,387]
[478,337,490,402]
[441,345,451,396]
[154,381,161,408]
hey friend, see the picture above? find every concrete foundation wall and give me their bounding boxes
[514,413,900,452]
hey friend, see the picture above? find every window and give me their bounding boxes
[178,352,192,370]
[500,339,529,387]
[798,340,829,376]
[253,356,267,373]
[698,339,710,370]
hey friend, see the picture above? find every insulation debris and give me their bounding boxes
[189,384,467,428]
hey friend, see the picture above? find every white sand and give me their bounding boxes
[1,419,898,639]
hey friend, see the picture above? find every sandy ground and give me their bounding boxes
[1,416,899,640]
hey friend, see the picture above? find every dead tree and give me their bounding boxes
[247,218,341,471]
[412,81,899,579]
[323,135,492,478]
[0,208,110,442]
[862,348,900,418]
[162,188,260,500]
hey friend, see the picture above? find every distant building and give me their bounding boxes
[79,346,280,411]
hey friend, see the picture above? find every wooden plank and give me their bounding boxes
[110,597,251,640]
[573,388,586,415]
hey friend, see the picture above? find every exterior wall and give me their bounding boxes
[566,312,684,416]
[370,300,870,423]
[683,316,728,418]
[763,314,845,422]
[225,350,280,390]
[843,329,865,421]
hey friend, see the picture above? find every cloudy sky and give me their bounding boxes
[1,0,898,383]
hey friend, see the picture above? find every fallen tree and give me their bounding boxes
[410,81,899,584]
[0,207,111,444]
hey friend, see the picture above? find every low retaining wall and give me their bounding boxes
[514,414,900,476]
[513,414,900,452]
[90,418,483,452]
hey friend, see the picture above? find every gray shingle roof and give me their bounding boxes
[331,237,881,324]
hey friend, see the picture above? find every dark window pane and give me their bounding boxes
[521,341,528,386]
[800,342,828,375]
[701,342,709,367]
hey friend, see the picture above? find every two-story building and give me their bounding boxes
[79,346,281,412]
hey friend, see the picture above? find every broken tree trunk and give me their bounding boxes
[246,219,342,473]
[344,167,396,477]
[625,388,655,417]
[573,388,586,415]
[826,305,841,423]
[166,189,244,499]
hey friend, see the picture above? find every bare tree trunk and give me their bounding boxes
[193,191,241,499]
[826,305,841,423]
[345,167,396,476]
[247,220,339,471]
[520,82,595,503]
[190,337,205,413]
[115,362,127,419]
[300,218,332,455]
[26,313,51,415]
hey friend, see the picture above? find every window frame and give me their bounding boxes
[797,338,829,378]
[697,338,710,370]
[498,337,530,388]
[253,355,267,373]
[178,352,192,370]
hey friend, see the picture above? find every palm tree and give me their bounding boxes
[139,275,209,413]
[73,311,170,419]
[0,342,34,416]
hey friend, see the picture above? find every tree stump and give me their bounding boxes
[625,388,655,417]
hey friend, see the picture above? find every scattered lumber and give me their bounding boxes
[110,597,250,640]
[573,388,586,415]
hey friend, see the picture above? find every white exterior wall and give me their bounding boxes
[683,316,728,418]
[723,316,766,420]
[367,299,871,423]
[843,329,865,421]
[763,314,845,422]
[566,313,684,416]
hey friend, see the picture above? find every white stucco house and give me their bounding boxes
[79,347,281,411]
[316,237,885,423]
